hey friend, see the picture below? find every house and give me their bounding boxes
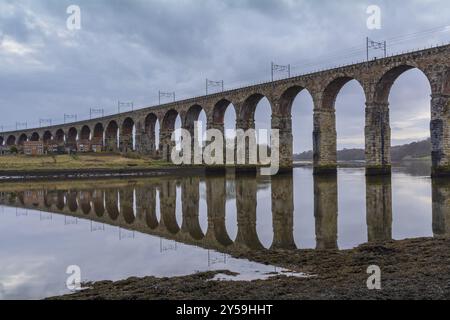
[77,140,91,152]
[47,144,63,154]
[0,145,10,156]
[91,143,103,153]
[23,141,44,156]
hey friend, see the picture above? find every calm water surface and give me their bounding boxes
[0,165,448,299]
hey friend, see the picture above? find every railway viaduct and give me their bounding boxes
[1,44,450,176]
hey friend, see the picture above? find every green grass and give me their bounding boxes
[0,153,171,171]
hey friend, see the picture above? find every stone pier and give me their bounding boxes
[365,102,391,176]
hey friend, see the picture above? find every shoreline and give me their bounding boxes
[0,166,206,182]
[48,236,450,300]
[0,153,206,181]
[0,160,432,182]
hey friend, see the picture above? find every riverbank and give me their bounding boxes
[0,153,168,171]
[0,154,433,181]
[49,236,450,300]
[0,154,267,180]
[0,153,196,181]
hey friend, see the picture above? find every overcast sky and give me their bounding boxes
[1,0,449,152]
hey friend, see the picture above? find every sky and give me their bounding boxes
[0,0,449,152]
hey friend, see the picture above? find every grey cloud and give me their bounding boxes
[0,0,448,150]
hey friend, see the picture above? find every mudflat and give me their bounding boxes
[49,237,450,300]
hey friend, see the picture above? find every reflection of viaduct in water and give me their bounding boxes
[1,174,449,251]
[0,175,277,252]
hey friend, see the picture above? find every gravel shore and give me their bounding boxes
[49,236,450,300]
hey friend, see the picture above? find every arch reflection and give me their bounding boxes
[366,176,392,242]
[0,172,443,255]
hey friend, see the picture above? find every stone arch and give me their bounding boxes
[185,104,207,156]
[105,120,119,152]
[43,131,53,144]
[239,93,272,122]
[277,85,314,116]
[366,65,434,174]
[373,65,432,103]
[6,135,16,146]
[144,113,159,154]
[184,104,205,128]
[160,109,180,161]
[18,133,28,146]
[237,93,274,167]
[30,132,40,141]
[120,117,135,152]
[322,77,366,110]
[55,129,65,144]
[313,76,365,173]
[80,125,91,140]
[210,99,237,163]
[145,113,158,130]
[213,99,236,125]
[92,123,104,146]
[329,77,367,154]
[162,109,179,131]
[122,117,134,135]
[277,85,315,160]
[67,127,78,146]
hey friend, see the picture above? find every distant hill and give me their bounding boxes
[294,138,431,162]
